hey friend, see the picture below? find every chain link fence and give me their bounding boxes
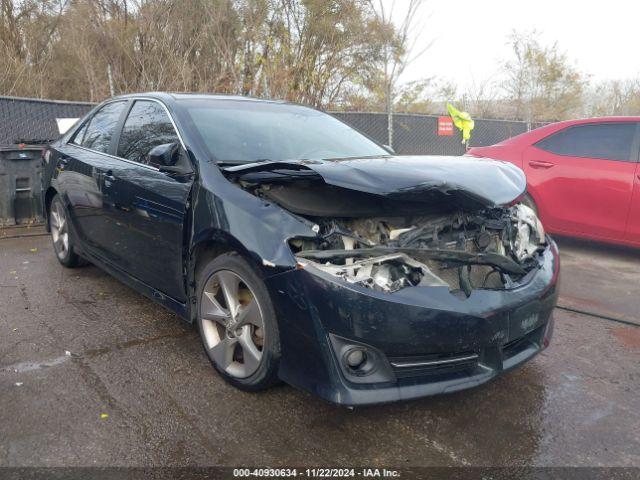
[0,96,93,147]
[1,96,544,155]
[332,111,541,155]
[0,97,544,225]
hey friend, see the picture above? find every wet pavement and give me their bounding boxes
[0,231,639,467]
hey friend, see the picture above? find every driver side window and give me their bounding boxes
[117,100,180,166]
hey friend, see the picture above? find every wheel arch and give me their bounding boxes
[187,230,268,324]
[43,186,59,232]
[523,188,541,216]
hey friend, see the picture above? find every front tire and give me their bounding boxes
[196,252,281,391]
[49,194,83,268]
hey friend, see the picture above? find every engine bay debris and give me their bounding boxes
[224,156,546,296]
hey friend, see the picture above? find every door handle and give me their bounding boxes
[529,160,554,169]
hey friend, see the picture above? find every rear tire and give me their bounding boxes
[49,194,84,268]
[196,252,281,391]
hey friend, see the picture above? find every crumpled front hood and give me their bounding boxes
[307,155,526,206]
[224,155,526,208]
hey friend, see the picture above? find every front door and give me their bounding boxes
[102,99,193,301]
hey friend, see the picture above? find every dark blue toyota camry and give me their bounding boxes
[42,93,558,406]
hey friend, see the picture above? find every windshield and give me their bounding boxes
[181,99,388,163]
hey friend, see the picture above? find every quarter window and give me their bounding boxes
[117,100,180,165]
[71,121,89,145]
[81,101,127,153]
[536,123,638,161]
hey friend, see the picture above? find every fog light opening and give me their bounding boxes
[329,334,395,384]
[343,347,376,376]
[345,348,366,369]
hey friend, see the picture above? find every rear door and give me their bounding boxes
[524,122,639,240]
[102,99,193,301]
[54,101,128,262]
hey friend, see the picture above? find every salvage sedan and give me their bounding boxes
[42,93,558,406]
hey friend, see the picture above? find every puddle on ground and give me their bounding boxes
[611,326,640,351]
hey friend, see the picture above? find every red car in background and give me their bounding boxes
[468,117,640,248]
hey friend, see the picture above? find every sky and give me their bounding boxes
[392,0,640,92]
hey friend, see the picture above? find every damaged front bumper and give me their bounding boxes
[264,238,559,406]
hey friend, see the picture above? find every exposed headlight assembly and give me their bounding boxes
[512,203,546,261]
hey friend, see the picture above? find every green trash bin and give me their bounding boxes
[0,145,44,226]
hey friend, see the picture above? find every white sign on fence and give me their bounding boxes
[56,118,79,134]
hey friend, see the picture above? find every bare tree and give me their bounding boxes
[0,0,425,112]
[587,79,640,116]
[502,31,585,122]
[367,0,428,146]
[461,75,500,118]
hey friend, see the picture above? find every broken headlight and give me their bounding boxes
[511,204,546,261]
[296,253,448,293]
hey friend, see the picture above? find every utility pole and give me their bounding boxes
[107,64,115,97]
[386,81,393,149]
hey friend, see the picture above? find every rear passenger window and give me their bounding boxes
[117,100,179,165]
[536,123,638,161]
[81,102,126,153]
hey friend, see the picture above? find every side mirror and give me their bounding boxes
[382,144,395,154]
[147,143,192,174]
[148,142,179,168]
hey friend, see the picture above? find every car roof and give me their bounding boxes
[109,92,289,105]
[541,116,640,127]
[494,116,640,146]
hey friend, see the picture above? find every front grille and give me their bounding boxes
[388,351,479,379]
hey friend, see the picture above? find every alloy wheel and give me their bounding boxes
[200,270,265,378]
[50,200,69,260]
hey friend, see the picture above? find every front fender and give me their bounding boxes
[186,179,319,322]
[190,179,317,273]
